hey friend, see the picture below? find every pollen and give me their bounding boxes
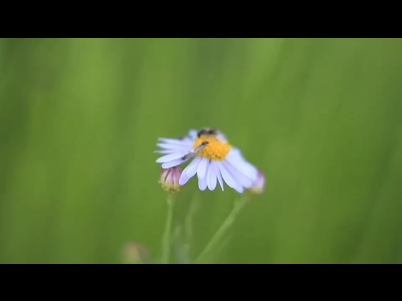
[193,137,231,161]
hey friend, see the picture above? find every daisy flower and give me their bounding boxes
[155,128,259,193]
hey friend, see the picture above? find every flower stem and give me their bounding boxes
[195,195,248,264]
[162,193,174,264]
[184,193,199,253]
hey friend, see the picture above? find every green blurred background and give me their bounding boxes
[0,38,401,264]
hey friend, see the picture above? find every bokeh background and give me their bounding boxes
[1,38,401,264]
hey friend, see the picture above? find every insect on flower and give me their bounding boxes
[155,128,259,194]
[180,141,209,162]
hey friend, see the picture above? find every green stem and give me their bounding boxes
[185,194,199,250]
[195,195,248,264]
[161,193,174,264]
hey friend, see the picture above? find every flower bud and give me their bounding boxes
[160,167,182,192]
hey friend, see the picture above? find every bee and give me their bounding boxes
[197,128,218,137]
[197,127,228,143]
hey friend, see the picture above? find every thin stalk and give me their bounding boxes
[185,194,199,249]
[161,193,174,263]
[195,195,248,264]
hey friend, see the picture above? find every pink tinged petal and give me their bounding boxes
[179,157,202,185]
[156,153,186,163]
[166,172,173,186]
[207,161,217,190]
[197,158,209,180]
[160,167,182,192]
[165,170,173,185]
[161,159,184,169]
[173,168,181,186]
[250,171,265,194]
[161,170,168,183]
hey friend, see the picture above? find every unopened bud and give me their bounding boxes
[160,167,182,192]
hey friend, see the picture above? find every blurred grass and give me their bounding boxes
[0,38,401,263]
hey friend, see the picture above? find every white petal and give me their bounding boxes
[197,158,209,180]
[226,149,258,181]
[198,175,208,190]
[217,162,244,193]
[161,159,184,169]
[154,150,176,154]
[235,162,258,185]
[223,161,254,189]
[156,152,185,163]
[180,138,193,144]
[216,165,224,191]
[235,181,244,193]
[232,182,244,193]
[230,148,243,157]
[199,160,209,190]
[207,161,217,190]
[188,130,198,139]
[216,132,228,143]
[216,162,237,189]
[179,157,202,185]
[158,138,191,145]
[157,143,190,151]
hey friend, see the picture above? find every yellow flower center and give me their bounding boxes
[193,136,231,161]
